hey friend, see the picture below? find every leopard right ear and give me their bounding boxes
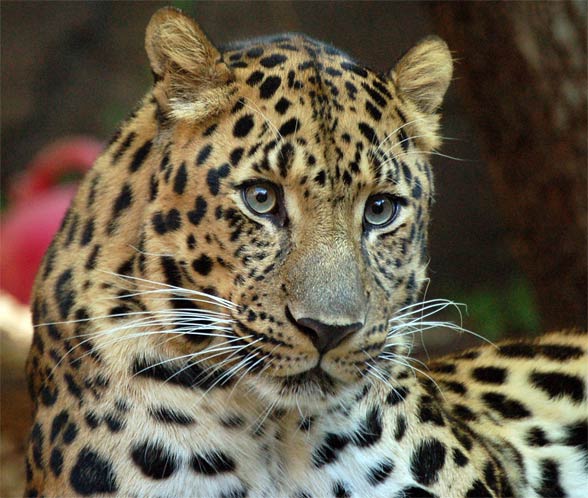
[145,7,234,121]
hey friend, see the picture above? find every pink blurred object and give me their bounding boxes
[1,137,102,304]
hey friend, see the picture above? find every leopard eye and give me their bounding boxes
[364,194,399,228]
[242,181,279,215]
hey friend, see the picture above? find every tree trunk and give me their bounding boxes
[430,1,587,331]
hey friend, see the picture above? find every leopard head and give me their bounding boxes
[50,8,452,412]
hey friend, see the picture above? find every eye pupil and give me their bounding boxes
[255,189,268,203]
[371,199,385,215]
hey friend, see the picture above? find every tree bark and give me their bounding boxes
[430,1,587,331]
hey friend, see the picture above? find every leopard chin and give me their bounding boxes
[248,364,369,412]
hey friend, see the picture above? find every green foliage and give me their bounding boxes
[455,277,541,341]
[171,1,196,14]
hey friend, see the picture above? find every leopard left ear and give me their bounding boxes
[145,7,234,121]
[390,36,453,114]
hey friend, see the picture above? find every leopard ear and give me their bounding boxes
[145,7,234,121]
[391,36,453,114]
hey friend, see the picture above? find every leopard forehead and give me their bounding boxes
[163,34,435,227]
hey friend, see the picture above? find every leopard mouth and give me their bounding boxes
[280,366,338,396]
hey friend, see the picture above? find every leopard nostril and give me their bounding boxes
[295,316,363,354]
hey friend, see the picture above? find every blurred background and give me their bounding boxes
[1,1,586,494]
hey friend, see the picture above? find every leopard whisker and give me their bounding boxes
[98,270,237,310]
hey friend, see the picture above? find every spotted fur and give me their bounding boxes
[25,8,587,498]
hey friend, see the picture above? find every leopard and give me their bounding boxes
[25,7,587,498]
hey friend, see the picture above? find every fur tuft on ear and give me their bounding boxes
[391,36,453,114]
[145,7,234,121]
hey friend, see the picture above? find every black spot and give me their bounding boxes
[312,433,350,467]
[442,381,467,395]
[192,254,213,276]
[230,147,244,166]
[131,440,177,479]
[410,438,446,486]
[482,392,531,419]
[472,366,507,384]
[277,142,295,178]
[401,487,438,498]
[50,447,64,477]
[260,76,282,99]
[387,386,409,405]
[50,410,69,443]
[278,118,300,136]
[109,183,133,231]
[233,114,255,137]
[104,413,124,432]
[85,244,100,270]
[355,407,383,447]
[132,357,232,390]
[70,447,118,494]
[563,420,587,450]
[418,396,445,426]
[341,61,368,77]
[275,97,291,114]
[358,122,379,145]
[231,99,245,114]
[530,370,584,402]
[452,404,476,421]
[539,344,583,360]
[536,459,565,497]
[80,219,94,246]
[333,481,351,498]
[367,458,395,486]
[246,47,264,58]
[31,423,44,468]
[152,209,182,234]
[394,414,407,441]
[203,124,217,136]
[84,411,100,429]
[196,144,213,166]
[455,350,480,360]
[64,373,83,400]
[451,426,473,451]
[55,269,75,319]
[63,422,78,444]
[260,54,287,68]
[411,178,422,199]
[361,82,387,107]
[498,343,535,358]
[160,256,182,287]
[465,480,491,498]
[314,170,326,186]
[129,139,153,172]
[173,162,188,194]
[192,451,236,474]
[365,101,382,121]
[246,70,264,86]
[40,382,59,406]
[188,196,208,226]
[220,414,245,429]
[527,426,549,446]
[150,406,195,425]
[207,163,231,196]
[429,363,455,374]
[112,131,136,163]
[452,448,468,467]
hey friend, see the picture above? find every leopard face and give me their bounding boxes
[30,8,452,413]
[130,10,452,411]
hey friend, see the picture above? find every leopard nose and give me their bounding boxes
[295,316,363,354]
